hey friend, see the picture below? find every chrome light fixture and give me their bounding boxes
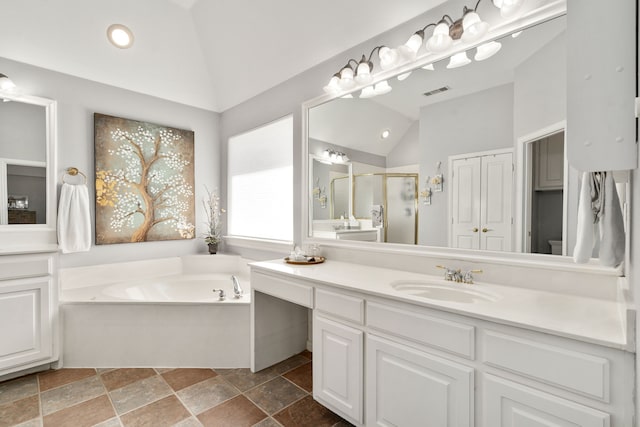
[322,0,524,95]
[323,149,350,163]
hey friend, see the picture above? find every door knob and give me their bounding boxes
[482,228,492,233]
[472,227,478,233]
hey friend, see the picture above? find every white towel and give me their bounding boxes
[57,183,91,253]
[573,172,595,263]
[598,172,625,267]
[573,171,625,267]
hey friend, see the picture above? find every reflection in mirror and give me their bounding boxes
[307,15,625,258]
[0,100,48,226]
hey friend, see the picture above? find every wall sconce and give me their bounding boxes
[323,149,350,163]
[322,0,522,94]
[432,161,444,192]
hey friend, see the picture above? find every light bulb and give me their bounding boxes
[374,80,392,95]
[492,0,524,18]
[422,63,435,71]
[379,47,399,70]
[0,74,16,91]
[397,72,412,81]
[359,86,377,99]
[397,45,417,63]
[338,66,355,90]
[355,59,373,85]
[381,129,391,139]
[107,24,134,49]
[426,22,453,53]
[461,11,489,42]
[447,51,471,69]
[474,41,502,61]
[405,32,423,53]
[323,75,340,94]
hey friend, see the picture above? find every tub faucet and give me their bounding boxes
[212,289,226,300]
[231,275,243,298]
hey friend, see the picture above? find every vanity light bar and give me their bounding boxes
[322,0,524,96]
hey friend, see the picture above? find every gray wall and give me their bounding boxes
[387,121,419,169]
[0,57,220,268]
[418,84,515,247]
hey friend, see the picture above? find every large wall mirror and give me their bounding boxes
[0,92,57,243]
[305,2,628,260]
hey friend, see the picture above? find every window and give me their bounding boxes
[227,115,293,242]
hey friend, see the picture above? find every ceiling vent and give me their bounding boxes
[423,86,451,97]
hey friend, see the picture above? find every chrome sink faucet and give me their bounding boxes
[436,265,483,284]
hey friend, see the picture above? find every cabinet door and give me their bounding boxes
[313,314,363,424]
[484,374,610,427]
[366,334,474,427]
[0,277,52,370]
[535,135,564,191]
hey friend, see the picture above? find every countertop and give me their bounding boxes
[250,258,632,351]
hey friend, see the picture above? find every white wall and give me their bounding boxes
[0,57,220,268]
[387,121,419,169]
[418,84,515,247]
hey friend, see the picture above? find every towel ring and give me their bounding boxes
[62,167,87,184]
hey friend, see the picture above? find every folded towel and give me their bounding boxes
[57,183,91,253]
[573,171,625,267]
[598,172,625,267]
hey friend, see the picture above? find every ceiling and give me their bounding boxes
[0,0,447,112]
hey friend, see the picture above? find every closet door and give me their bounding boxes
[480,153,513,251]
[450,157,481,249]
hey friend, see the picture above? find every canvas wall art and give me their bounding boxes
[94,113,195,244]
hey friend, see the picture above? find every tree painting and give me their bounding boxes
[94,113,195,244]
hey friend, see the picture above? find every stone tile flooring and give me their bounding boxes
[0,351,353,427]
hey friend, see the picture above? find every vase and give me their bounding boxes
[208,243,218,254]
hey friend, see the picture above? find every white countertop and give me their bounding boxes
[250,259,632,351]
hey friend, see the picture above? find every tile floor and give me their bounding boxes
[0,351,352,427]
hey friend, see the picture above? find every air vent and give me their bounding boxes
[423,86,451,97]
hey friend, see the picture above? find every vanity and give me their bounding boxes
[250,259,634,426]
[0,92,60,379]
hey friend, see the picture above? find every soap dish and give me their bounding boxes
[284,256,325,265]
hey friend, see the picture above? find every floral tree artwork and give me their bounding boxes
[94,113,195,244]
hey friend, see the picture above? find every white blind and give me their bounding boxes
[227,115,293,241]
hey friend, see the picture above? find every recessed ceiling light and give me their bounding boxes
[107,24,134,49]
[381,129,391,139]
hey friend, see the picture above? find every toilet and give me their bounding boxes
[548,240,562,255]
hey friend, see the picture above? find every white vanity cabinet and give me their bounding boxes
[250,264,634,426]
[0,252,59,377]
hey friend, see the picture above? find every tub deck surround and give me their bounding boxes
[250,259,633,351]
[60,255,254,368]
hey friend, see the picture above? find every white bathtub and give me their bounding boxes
[60,255,252,368]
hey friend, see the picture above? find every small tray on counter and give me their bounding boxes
[284,256,325,265]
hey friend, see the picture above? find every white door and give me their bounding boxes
[480,152,513,251]
[484,374,610,427]
[450,151,512,251]
[451,157,481,249]
[0,277,52,370]
[313,314,363,425]
[366,334,474,427]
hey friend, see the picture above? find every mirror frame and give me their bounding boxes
[301,0,621,273]
[0,92,58,247]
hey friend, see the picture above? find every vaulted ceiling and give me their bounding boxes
[0,0,445,112]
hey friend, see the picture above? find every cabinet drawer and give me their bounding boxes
[0,254,52,281]
[367,301,475,359]
[251,271,313,308]
[483,330,610,402]
[483,374,610,427]
[316,288,364,325]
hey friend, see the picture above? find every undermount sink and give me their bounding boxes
[391,280,500,304]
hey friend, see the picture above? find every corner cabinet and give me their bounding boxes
[0,251,59,377]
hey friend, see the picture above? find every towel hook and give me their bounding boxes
[62,167,87,184]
